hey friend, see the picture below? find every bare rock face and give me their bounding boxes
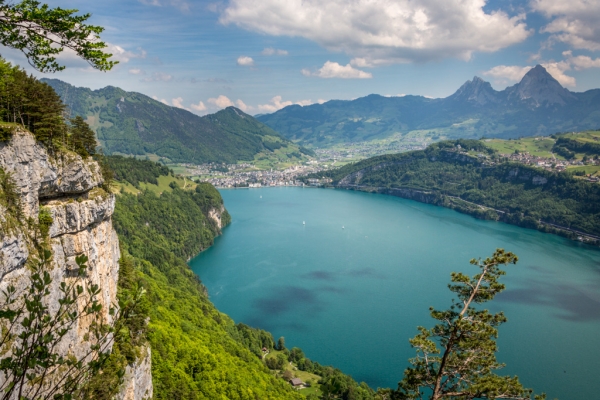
[0,130,151,399]
[208,205,226,230]
[0,130,102,219]
[119,345,153,400]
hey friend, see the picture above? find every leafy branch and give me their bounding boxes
[0,0,116,72]
[0,249,145,399]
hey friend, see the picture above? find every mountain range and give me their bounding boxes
[257,65,600,148]
[42,79,311,164]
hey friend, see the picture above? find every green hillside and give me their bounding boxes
[313,138,600,242]
[110,161,303,399]
[42,79,312,164]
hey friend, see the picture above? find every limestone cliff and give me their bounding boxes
[0,130,152,399]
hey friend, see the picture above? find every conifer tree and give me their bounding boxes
[394,249,547,400]
[69,116,96,157]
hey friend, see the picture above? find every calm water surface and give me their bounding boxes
[190,187,600,399]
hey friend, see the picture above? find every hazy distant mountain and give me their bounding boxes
[258,65,600,147]
[42,79,310,164]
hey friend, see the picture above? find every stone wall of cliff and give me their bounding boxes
[0,130,152,398]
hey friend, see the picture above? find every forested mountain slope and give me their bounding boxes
[313,139,600,243]
[43,79,311,164]
[259,66,600,147]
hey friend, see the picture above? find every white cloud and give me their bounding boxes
[303,61,372,79]
[142,72,173,82]
[262,47,288,56]
[190,101,207,111]
[208,95,235,109]
[541,61,575,87]
[532,0,600,51]
[483,65,533,83]
[562,51,600,71]
[107,45,147,63]
[235,99,251,112]
[171,97,191,110]
[128,68,145,75]
[237,56,254,66]
[220,0,531,64]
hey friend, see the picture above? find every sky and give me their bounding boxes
[3,0,600,116]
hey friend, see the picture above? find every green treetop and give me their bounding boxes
[395,249,547,400]
[0,0,116,72]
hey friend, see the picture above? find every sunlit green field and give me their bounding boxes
[113,174,193,195]
[484,137,558,157]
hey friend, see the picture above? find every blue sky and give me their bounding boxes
[3,0,600,115]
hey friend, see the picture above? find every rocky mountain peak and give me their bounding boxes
[506,65,576,106]
[449,76,499,105]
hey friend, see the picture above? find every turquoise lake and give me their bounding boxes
[189,187,600,399]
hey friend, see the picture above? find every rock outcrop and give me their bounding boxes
[208,205,226,230]
[0,129,151,399]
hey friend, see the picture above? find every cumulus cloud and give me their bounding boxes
[107,45,147,63]
[220,0,531,64]
[237,56,254,66]
[208,95,235,108]
[483,65,533,83]
[190,101,207,111]
[262,47,288,56]
[142,72,173,82]
[171,97,190,110]
[562,51,600,71]
[257,96,318,113]
[532,0,600,51]
[235,99,250,112]
[302,61,372,79]
[541,61,575,87]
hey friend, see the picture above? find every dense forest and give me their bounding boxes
[313,139,600,242]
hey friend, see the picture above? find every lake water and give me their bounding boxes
[189,187,600,399]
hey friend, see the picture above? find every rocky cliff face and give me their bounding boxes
[0,130,152,398]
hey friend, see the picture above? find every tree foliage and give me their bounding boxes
[0,0,116,72]
[394,249,545,400]
[0,251,116,399]
[68,115,96,157]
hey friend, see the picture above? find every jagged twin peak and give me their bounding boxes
[452,65,576,107]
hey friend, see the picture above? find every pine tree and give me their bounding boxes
[69,116,97,157]
[394,249,547,400]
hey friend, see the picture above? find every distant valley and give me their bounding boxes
[42,79,313,166]
[258,65,600,148]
